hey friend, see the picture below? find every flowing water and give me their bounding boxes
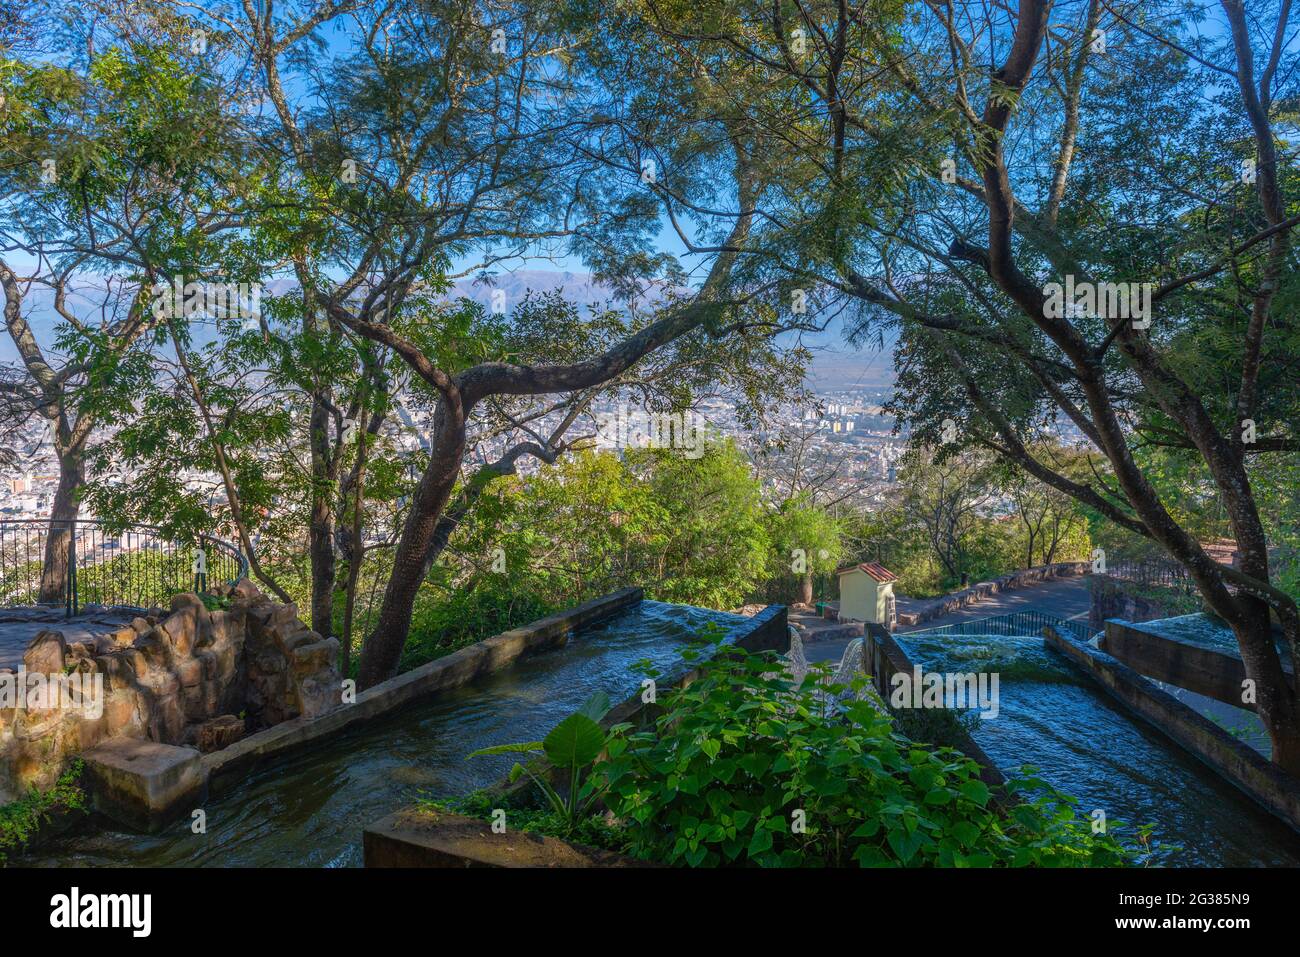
[896,630,1300,866]
[25,601,746,868]
[25,604,1300,867]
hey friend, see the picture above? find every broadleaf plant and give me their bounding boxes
[469,691,612,837]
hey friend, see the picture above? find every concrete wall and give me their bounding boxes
[861,623,1007,795]
[364,807,647,868]
[1045,625,1300,835]
[1087,577,1194,632]
[1100,619,1294,711]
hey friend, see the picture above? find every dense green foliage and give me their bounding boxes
[0,762,86,865]
[456,443,770,610]
[595,642,1140,867]
[453,640,1141,867]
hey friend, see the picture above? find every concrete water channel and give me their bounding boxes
[25,600,762,867]
[19,594,1300,868]
[892,617,1300,866]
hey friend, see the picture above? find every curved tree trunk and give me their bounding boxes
[356,400,466,688]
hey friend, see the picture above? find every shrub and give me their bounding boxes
[594,641,1141,867]
[0,762,87,865]
[398,582,556,672]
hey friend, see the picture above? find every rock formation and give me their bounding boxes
[0,580,342,804]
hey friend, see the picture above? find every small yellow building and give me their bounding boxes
[836,562,898,626]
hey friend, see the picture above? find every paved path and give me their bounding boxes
[805,576,1091,664]
[896,576,1092,632]
[0,612,134,670]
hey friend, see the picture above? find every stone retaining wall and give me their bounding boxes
[895,561,1089,627]
[1086,576,1196,632]
[0,579,340,805]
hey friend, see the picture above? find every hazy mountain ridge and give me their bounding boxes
[1,270,896,388]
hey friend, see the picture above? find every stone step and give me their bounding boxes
[82,738,206,833]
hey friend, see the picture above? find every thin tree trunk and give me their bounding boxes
[38,436,85,605]
[339,407,376,677]
[171,332,291,603]
[308,392,336,638]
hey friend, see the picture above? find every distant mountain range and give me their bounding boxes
[1,269,897,390]
[447,269,898,388]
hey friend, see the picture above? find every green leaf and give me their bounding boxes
[959,780,990,808]
[886,827,925,864]
[951,820,981,846]
[468,741,544,758]
[575,691,611,722]
[542,713,606,769]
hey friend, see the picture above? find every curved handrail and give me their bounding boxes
[0,518,249,617]
[905,609,1093,643]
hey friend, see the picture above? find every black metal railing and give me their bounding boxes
[1092,559,1198,595]
[0,519,248,617]
[906,610,1094,643]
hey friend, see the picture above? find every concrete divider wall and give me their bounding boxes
[1101,619,1293,711]
[1045,625,1300,834]
[862,623,1007,793]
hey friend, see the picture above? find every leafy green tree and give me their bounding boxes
[626,441,770,608]
[632,0,1300,771]
[764,496,842,606]
[149,0,811,686]
[1,27,255,600]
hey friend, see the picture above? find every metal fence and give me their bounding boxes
[0,519,248,617]
[905,609,1093,643]
[1093,559,1197,594]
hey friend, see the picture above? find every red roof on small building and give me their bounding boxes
[835,561,898,583]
